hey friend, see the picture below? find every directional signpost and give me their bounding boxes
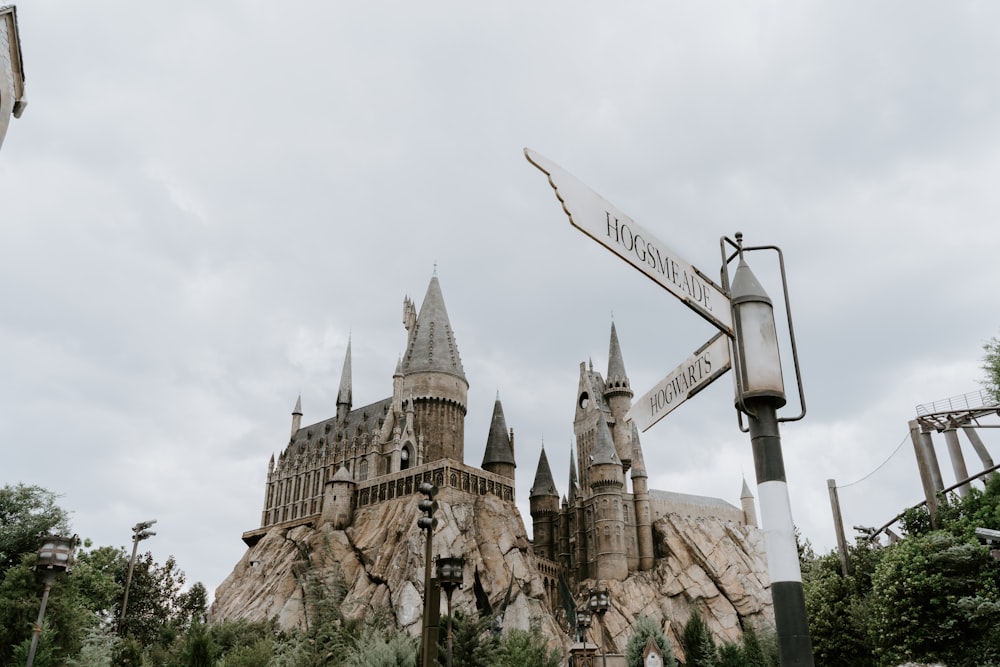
[525,148,814,667]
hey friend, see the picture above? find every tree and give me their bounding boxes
[495,627,561,667]
[0,484,71,577]
[680,609,716,667]
[625,615,676,667]
[869,532,1000,667]
[982,335,1000,404]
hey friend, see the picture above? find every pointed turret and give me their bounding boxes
[630,422,654,571]
[568,445,579,501]
[529,446,560,561]
[604,322,633,469]
[400,274,469,463]
[482,394,516,480]
[741,477,758,527]
[589,414,627,581]
[290,395,303,438]
[336,338,352,423]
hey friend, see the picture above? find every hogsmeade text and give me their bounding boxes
[605,212,716,313]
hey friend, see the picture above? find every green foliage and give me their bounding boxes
[680,609,716,667]
[439,608,498,667]
[803,549,878,666]
[625,614,675,667]
[494,627,561,667]
[982,335,1000,404]
[869,531,1000,666]
[0,484,71,578]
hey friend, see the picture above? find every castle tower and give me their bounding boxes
[290,396,303,438]
[630,423,655,571]
[399,275,469,463]
[604,322,634,470]
[589,414,628,581]
[529,447,560,561]
[481,393,516,480]
[336,337,352,424]
[322,465,356,530]
[741,477,758,527]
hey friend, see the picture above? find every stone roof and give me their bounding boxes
[401,275,466,381]
[482,396,516,467]
[591,414,619,466]
[285,397,393,457]
[529,447,558,497]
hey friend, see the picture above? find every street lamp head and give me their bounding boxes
[587,587,610,615]
[35,534,79,574]
[730,257,786,408]
[576,607,593,628]
[435,556,465,592]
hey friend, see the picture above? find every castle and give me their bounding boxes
[241,273,757,589]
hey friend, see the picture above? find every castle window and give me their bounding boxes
[400,445,412,471]
[359,458,369,481]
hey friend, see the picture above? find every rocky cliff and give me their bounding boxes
[210,488,773,658]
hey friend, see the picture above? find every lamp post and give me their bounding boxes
[587,587,610,667]
[27,534,79,667]
[119,520,156,635]
[575,607,592,643]
[417,483,440,667]
[435,556,464,667]
[729,236,814,666]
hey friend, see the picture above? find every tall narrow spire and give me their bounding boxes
[336,337,352,422]
[290,395,303,437]
[606,321,630,391]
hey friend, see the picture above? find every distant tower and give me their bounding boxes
[603,322,634,470]
[481,393,516,480]
[336,338,352,424]
[590,415,628,581]
[399,275,469,463]
[290,396,303,438]
[741,477,758,527]
[529,447,560,561]
[322,465,356,530]
[630,423,654,571]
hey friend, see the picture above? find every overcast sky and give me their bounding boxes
[3,2,1000,598]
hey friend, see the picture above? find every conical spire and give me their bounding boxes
[591,414,620,466]
[629,422,647,479]
[292,395,302,416]
[741,476,755,499]
[569,444,579,489]
[606,321,630,391]
[529,446,558,498]
[400,275,466,380]
[482,395,516,468]
[337,338,352,406]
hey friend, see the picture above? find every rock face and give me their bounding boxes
[210,488,773,660]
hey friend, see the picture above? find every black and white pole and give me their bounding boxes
[417,483,440,667]
[730,246,814,666]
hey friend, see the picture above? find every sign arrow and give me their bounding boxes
[525,148,733,336]
[628,332,732,432]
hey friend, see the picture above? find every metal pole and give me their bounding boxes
[920,430,945,492]
[944,427,971,497]
[910,419,939,528]
[446,589,454,667]
[422,531,433,667]
[748,399,814,666]
[827,479,849,577]
[25,573,55,667]
[598,615,607,667]
[119,531,141,633]
[962,426,997,480]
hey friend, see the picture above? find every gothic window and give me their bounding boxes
[401,445,412,471]
[358,458,369,481]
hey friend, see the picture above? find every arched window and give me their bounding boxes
[359,458,369,481]
[400,445,412,471]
